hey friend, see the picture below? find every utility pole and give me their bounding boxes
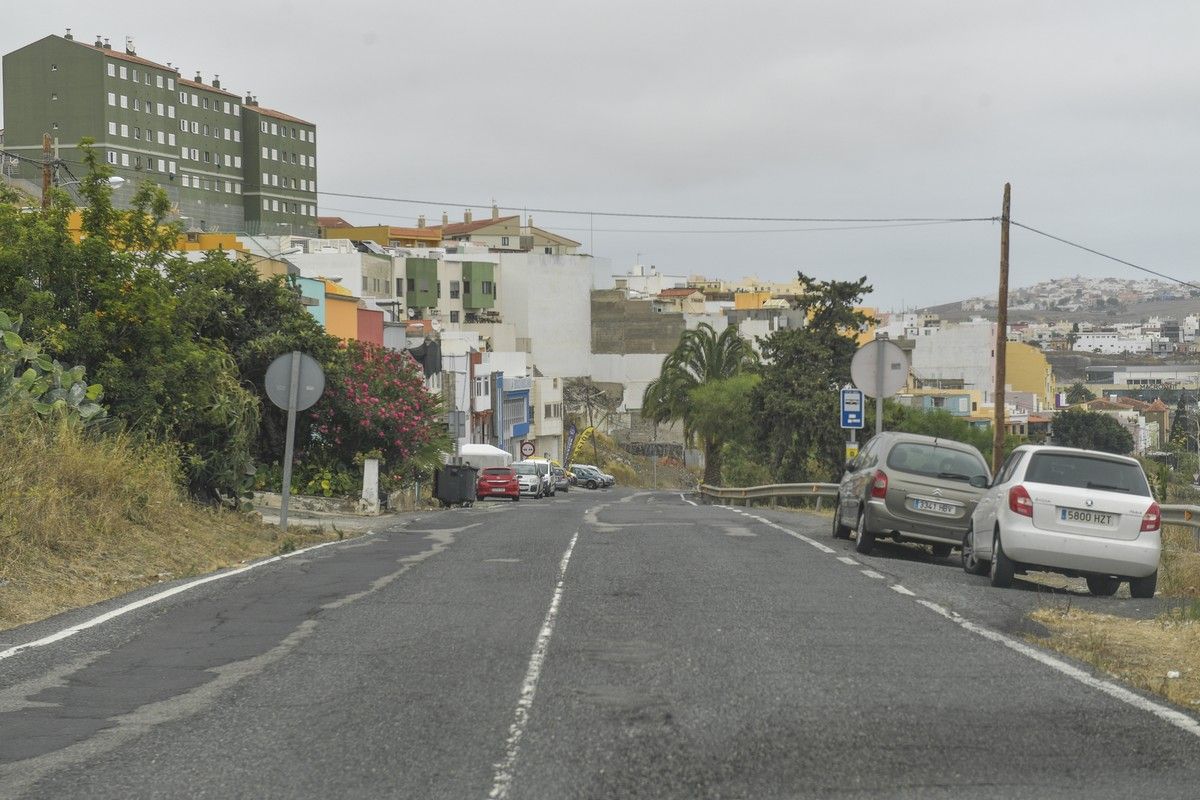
[40,133,53,209]
[992,183,1011,476]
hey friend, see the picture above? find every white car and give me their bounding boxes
[512,462,546,498]
[514,459,555,498]
[963,445,1161,597]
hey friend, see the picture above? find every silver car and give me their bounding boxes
[833,432,991,557]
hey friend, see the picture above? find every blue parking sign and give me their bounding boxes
[840,388,864,429]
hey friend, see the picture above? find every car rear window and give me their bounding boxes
[885,442,988,482]
[1024,453,1150,496]
[483,468,513,477]
[514,464,537,475]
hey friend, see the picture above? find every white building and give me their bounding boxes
[910,320,998,400]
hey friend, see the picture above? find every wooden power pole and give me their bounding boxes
[40,133,53,209]
[992,183,1011,475]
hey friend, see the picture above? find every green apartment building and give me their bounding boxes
[1,32,317,234]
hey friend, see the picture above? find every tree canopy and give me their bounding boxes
[750,274,875,482]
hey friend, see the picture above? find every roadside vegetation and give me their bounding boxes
[0,409,330,631]
[0,145,448,630]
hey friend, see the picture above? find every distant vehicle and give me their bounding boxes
[476,467,520,502]
[551,465,570,493]
[514,459,555,497]
[574,464,614,487]
[964,445,1161,597]
[833,432,991,558]
[512,462,546,498]
[572,465,605,489]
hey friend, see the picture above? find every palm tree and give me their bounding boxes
[642,323,758,485]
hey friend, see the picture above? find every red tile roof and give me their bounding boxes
[318,216,353,228]
[658,288,701,298]
[388,226,443,239]
[245,104,314,126]
[64,36,177,73]
[442,215,520,237]
[178,77,239,99]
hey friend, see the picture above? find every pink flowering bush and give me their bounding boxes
[305,341,448,488]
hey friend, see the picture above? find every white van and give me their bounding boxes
[514,459,555,498]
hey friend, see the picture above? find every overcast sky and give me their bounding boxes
[5,2,1200,309]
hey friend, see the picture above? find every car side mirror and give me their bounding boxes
[844,461,855,473]
[969,475,989,489]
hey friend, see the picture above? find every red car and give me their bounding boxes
[476,467,521,502]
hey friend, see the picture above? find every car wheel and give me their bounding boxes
[587,480,598,489]
[854,507,875,555]
[962,526,988,576]
[930,543,953,559]
[1085,575,1120,597]
[989,530,1015,588]
[513,494,520,502]
[832,498,852,539]
[1128,571,1157,599]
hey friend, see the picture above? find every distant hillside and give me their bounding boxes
[917,276,1200,324]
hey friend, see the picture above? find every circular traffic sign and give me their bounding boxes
[265,352,326,411]
[850,339,908,399]
[520,440,536,458]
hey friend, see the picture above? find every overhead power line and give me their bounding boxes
[316,203,988,235]
[316,189,994,224]
[1010,220,1200,293]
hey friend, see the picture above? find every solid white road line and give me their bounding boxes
[890,584,917,596]
[0,535,370,663]
[488,529,580,800]
[861,569,886,580]
[915,599,1200,740]
[680,494,697,506]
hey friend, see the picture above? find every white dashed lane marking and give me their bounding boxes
[837,556,860,566]
[861,569,886,580]
[890,584,917,596]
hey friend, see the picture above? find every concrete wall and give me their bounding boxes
[911,321,998,401]
[494,253,601,377]
[591,290,685,355]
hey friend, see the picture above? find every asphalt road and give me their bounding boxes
[1,489,1199,799]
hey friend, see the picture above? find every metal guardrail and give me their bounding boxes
[699,483,838,506]
[1161,505,1200,531]
[701,486,1200,525]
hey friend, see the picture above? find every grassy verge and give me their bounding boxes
[1029,524,1200,709]
[1029,605,1200,709]
[0,412,333,632]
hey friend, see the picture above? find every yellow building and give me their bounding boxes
[734,291,772,310]
[318,223,442,249]
[1005,342,1054,407]
[323,279,360,341]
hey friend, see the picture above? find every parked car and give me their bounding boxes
[572,465,605,489]
[574,464,614,487]
[476,467,520,502]
[512,462,546,498]
[552,465,570,493]
[833,432,991,557]
[515,459,555,497]
[963,445,1161,597]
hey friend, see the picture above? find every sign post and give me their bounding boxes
[840,386,864,463]
[265,351,325,531]
[850,337,908,436]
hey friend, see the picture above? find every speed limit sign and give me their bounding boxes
[520,440,536,458]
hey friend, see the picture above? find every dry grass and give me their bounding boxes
[1030,606,1200,709]
[0,411,331,631]
[1160,524,1200,597]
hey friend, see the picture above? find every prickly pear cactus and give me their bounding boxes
[0,309,106,421]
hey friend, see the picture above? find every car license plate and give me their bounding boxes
[1060,508,1114,526]
[492,487,506,493]
[913,498,956,515]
